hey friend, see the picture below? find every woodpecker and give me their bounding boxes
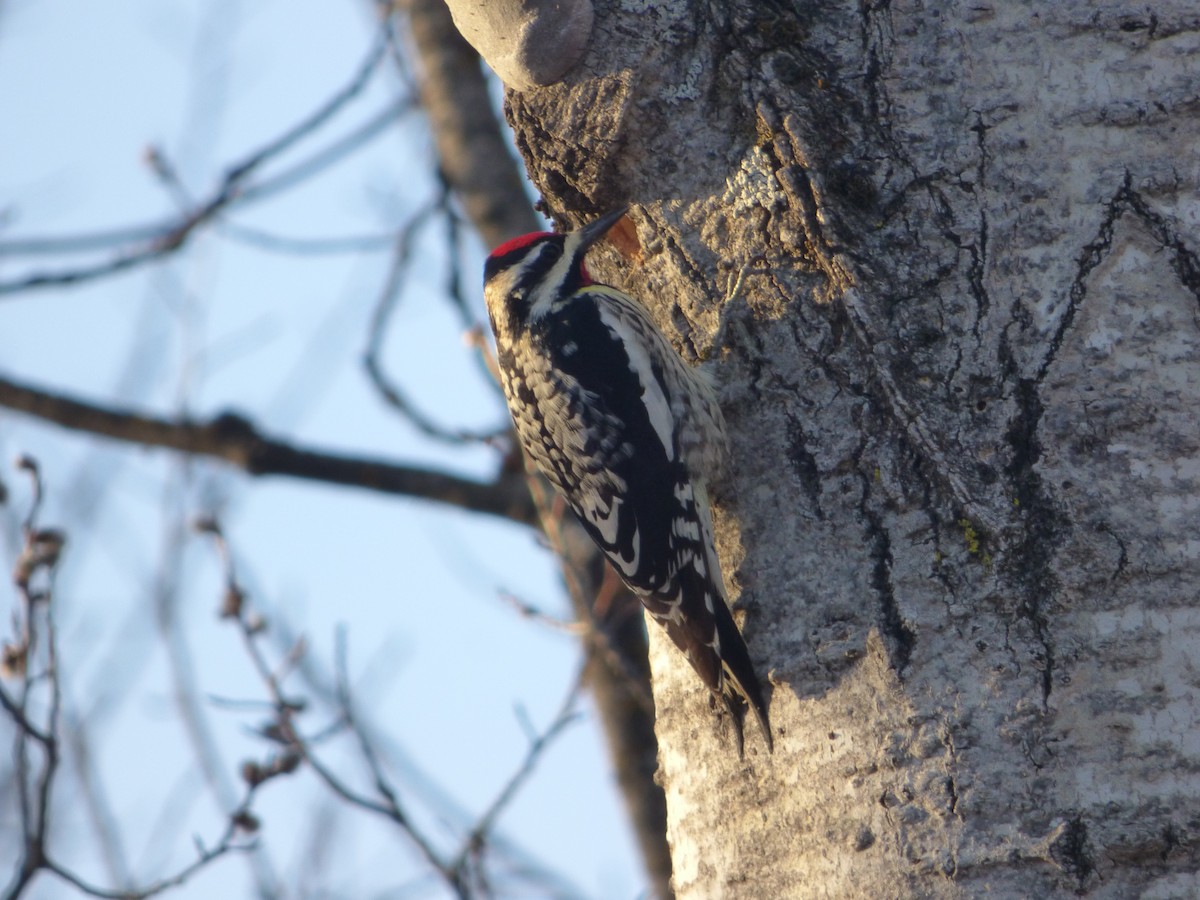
[483,207,772,755]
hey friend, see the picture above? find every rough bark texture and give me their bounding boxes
[501,1,1200,896]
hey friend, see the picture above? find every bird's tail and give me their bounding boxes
[644,564,773,757]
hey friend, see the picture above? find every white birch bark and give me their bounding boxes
[493,1,1200,895]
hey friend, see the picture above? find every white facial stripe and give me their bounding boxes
[529,239,576,320]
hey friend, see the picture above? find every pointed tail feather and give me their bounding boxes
[643,566,773,755]
[712,600,773,755]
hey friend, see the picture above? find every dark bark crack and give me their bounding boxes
[1001,377,1062,705]
[994,168,1200,708]
[1039,170,1200,381]
[785,414,825,519]
[1050,815,1097,890]
[1037,179,1124,381]
[946,776,959,817]
[1096,522,1129,583]
[858,468,916,671]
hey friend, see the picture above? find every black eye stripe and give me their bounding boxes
[531,241,562,271]
[484,246,528,283]
[513,242,563,291]
[484,237,564,285]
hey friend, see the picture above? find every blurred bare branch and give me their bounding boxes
[63,714,133,892]
[0,374,538,526]
[518,467,672,896]
[39,811,257,900]
[155,491,282,897]
[0,461,265,900]
[235,98,415,206]
[399,0,540,249]
[498,589,584,634]
[455,670,583,892]
[362,198,510,445]
[0,23,402,298]
[3,458,65,898]
[215,223,399,255]
[195,519,588,900]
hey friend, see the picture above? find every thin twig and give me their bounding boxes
[361,198,508,445]
[0,25,395,297]
[196,527,468,897]
[266,616,588,898]
[454,667,584,882]
[39,795,259,900]
[0,684,51,744]
[330,629,464,895]
[2,458,61,899]
[236,99,414,206]
[216,223,399,255]
[225,24,392,185]
[497,590,584,635]
[32,560,63,867]
[194,516,588,898]
[1,462,252,900]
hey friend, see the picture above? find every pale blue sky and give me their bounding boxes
[0,1,640,896]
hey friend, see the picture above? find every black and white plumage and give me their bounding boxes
[483,207,772,755]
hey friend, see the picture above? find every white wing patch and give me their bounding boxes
[583,286,728,480]
[595,301,676,458]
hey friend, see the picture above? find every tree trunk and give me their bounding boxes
[491,0,1200,895]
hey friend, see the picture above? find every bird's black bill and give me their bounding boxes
[575,206,629,250]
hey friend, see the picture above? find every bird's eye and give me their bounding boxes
[538,242,562,267]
